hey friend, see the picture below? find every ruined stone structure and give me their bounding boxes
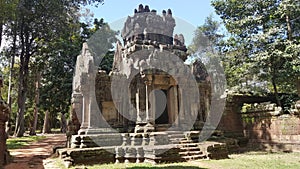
[60,5,229,166]
[242,102,300,152]
[60,5,300,167]
[0,74,11,167]
[217,94,300,153]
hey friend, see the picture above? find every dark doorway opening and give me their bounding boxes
[155,89,169,124]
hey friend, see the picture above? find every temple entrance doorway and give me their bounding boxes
[154,89,169,125]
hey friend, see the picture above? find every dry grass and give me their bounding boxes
[51,151,300,169]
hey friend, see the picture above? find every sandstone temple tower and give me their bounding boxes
[62,5,223,166]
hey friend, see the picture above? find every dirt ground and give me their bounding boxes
[4,134,66,169]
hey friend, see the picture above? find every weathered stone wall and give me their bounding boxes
[217,96,244,138]
[217,95,278,138]
[242,103,300,152]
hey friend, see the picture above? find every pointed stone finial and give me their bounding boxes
[162,10,166,16]
[151,9,157,14]
[167,9,172,16]
[138,4,144,13]
[145,5,150,12]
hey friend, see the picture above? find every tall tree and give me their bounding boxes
[212,0,300,105]
[1,0,104,137]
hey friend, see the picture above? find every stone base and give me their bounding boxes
[149,132,169,145]
[63,130,232,167]
[78,127,115,135]
[134,123,155,133]
[58,147,116,166]
[71,133,122,148]
[247,139,300,153]
[144,145,183,164]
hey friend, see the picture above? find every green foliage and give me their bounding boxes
[189,14,224,54]
[99,50,115,73]
[279,94,300,113]
[0,0,108,135]
[211,0,300,100]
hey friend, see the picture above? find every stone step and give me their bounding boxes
[169,137,185,141]
[179,143,199,147]
[168,133,185,137]
[168,136,185,141]
[179,140,193,144]
[169,138,183,144]
[166,130,184,134]
[180,147,200,151]
[179,151,203,156]
[182,154,207,161]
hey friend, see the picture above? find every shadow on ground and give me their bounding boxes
[127,166,207,169]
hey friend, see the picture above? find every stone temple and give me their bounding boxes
[59,4,228,166]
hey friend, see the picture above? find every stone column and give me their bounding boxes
[87,68,98,129]
[78,83,90,134]
[178,88,184,124]
[145,84,149,122]
[168,86,179,127]
[71,93,83,128]
[145,75,154,125]
[136,88,141,122]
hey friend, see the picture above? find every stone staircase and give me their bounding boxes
[166,131,206,161]
[167,131,185,144]
[178,140,207,161]
[167,130,229,161]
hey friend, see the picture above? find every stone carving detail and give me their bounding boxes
[65,5,218,166]
[122,4,176,45]
[192,59,209,82]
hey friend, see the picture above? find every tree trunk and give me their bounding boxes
[60,113,67,133]
[286,15,292,41]
[43,110,51,134]
[6,27,17,135]
[297,77,300,97]
[29,71,40,135]
[286,14,299,98]
[14,54,27,137]
[14,21,30,137]
[271,77,282,108]
[0,22,2,48]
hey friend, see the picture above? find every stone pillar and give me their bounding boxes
[172,86,179,127]
[0,75,10,167]
[136,89,141,122]
[78,84,89,134]
[168,86,179,127]
[71,93,83,129]
[87,69,99,129]
[145,79,154,124]
[150,86,156,126]
[145,85,149,122]
[178,88,184,126]
[144,81,154,132]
